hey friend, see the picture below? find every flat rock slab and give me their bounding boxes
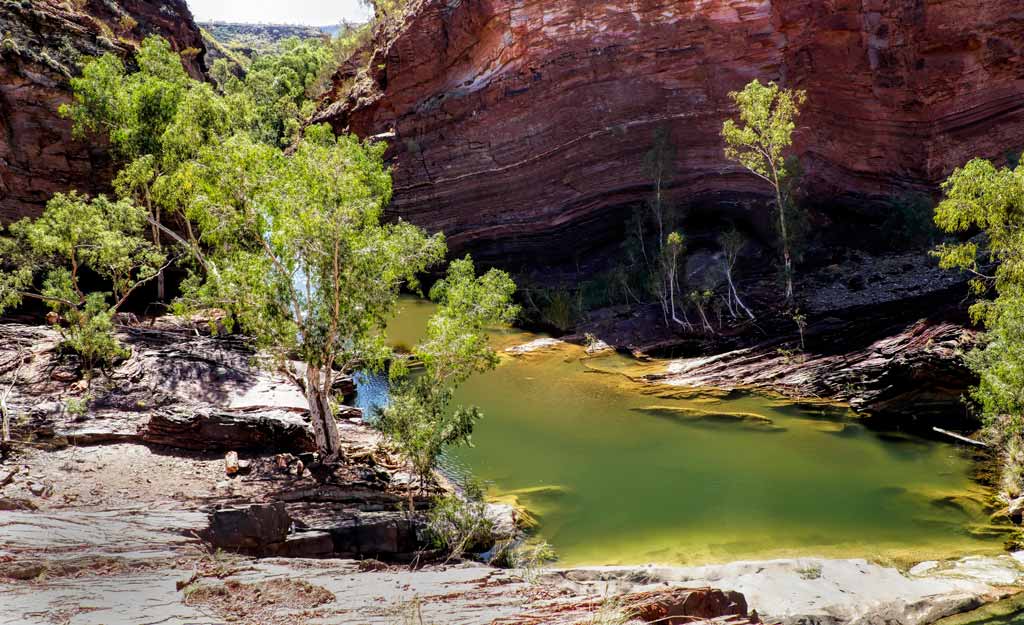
[3,322,322,453]
[142,407,315,452]
[2,554,1023,625]
[0,507,206,561]
[0,570,209,625]
[559,556,1024,625]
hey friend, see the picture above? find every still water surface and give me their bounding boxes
[358,298,1005,566]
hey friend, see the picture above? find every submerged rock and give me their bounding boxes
[633,405,787,433]
[505,337,567,355]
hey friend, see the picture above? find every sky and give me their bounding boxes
[187,0,372,26]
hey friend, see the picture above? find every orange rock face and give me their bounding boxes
[0,0,205,224]
[317,0,1024,263]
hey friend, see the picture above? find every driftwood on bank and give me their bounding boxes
[932,427,988,448]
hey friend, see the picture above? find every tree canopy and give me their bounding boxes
[722,79,806,302]
[0,192,166,378]
[934,158,1024,430]
[8,34,517,463]
[376,257,518,492]
[173,125,447,456]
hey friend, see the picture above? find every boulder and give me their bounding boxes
[142,408,315,452]
[326,511,421,560]
[628,588,753,625]
[205,503,290,552]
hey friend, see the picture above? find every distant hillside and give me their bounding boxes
[200,22,329,70]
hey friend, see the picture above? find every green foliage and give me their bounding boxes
[233,36,333,146]
[0,192,163,378]
[933,157,1024,492]
[489,539,557,581]
[722,79,806,301]
[359,0,410,23]
[174,125,445,455]
[425,492,495,559]
[376,258,517,489]
[538,288,579,332]
[722,81,806,182]
[65,34,327,171]
[64,396,88,418]
[963,292,1024,430]
[61,293,129,375]
[201,23,326,64]
[62,36,341,304]
[61,37,190,162]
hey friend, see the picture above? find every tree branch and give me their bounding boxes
[16,291,78,309]
[112,254,181,312]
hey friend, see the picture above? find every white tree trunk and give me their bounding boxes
[305,365,343,459]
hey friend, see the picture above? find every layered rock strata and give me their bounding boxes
[0,0,205,224]
[316,0,1024,263]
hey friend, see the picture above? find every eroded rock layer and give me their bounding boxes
[0,0,205,224]
[316,0,1024,263]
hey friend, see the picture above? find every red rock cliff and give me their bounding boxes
[315,0,1024,263]
[0,0,205,224]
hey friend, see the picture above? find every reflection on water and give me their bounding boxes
[358,297,1007,567]
[352,371,388,417]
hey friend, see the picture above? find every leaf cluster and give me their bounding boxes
[933,158,1024,429]
[721,80,806,184]
[0,192,164,374]
[376,258,518,487]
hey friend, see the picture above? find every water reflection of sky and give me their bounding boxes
[353,371,389,419]
[353,367,475,485]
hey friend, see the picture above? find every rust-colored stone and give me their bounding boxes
[316,0,1024,263]
[627,587,755,624]
[0,0,205,224]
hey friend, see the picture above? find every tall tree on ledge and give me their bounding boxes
[722,80,806,302]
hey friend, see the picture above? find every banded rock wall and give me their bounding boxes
[0,0,205,224]
[316,0,1024,264]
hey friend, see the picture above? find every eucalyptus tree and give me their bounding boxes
[176,126,446,458]
[643,127,677,257]
[665,232,690,329]
[639,128,688,328]
[722,80,806,302]
[61,37,329,300]
[376,257,518,497]
[61,37,234,300]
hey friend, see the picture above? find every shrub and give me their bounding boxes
[0,192,163,385]
[882,192,938,248]
[118,15,137,32]
[489,539,556,582]
[426,493,494,560]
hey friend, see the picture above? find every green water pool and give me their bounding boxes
[361,298,1007,567]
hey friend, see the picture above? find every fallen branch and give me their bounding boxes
[933,427,988,448]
